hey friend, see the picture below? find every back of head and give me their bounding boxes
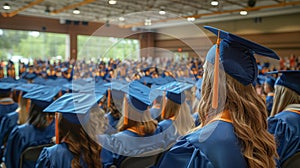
[199,26,279,168]
[59,105,104,168]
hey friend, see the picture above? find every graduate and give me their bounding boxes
[267,71,300,166]
[157,26,278,168]
[4,86,60,168]
[264,76,276,116]
[192,78,203,127]
[35,93,106,168]
[156,81,195,138]
[0,83,38,161]
[0,83,18,120]
[100,81,165,168]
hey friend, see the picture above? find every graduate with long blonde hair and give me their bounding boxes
[158,26,278,168]
[267,71,300,166]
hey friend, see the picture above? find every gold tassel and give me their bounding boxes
[212,30,221,109]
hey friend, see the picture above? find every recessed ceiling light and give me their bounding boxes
[3,3,11,10]
[108,0,117,5]
[211,1,219,6]
[240,10,248,16]
[73,8,80,14]
[187,17,195,22]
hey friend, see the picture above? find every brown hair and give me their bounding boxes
[197,62,277,168]
[59,105,105,168]
[17,97,29,124]
[117,101,157,136]
[270,85,300,116]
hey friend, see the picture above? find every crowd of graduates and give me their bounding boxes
[0,26,299,168]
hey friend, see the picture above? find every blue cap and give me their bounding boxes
[204,26,279,85]
[24,73,37,80]
[196,78,203,100]
[138,76,153,85]
[122,81,155,111]
[152,77,169,86]
[14,83,42,95]
[43,93,103,124]
[23,86,61,108]
[268,70,300,94]
[0,77,16,83]
[265,76,276,88]
[33,77,46,85]
[0,82,17,94]
[156,82,194,104]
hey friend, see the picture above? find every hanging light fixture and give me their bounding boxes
[73,8,80,14]
[211,0,219,6]
[3,3,11,10]
[108,0,117,5]
[187,17,195,22]
[159,7,166,15]
[240,10,248,16]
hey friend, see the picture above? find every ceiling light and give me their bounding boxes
[45,6,51,13]
[159,8,166,15]
[211,1,219,6]
[240,10,248,16]
[187,17,195,22]
[3,3,11,10]
[108,0,117,5]
[144,18,152,26]
[119,16,125,21]
[73,8,80,14]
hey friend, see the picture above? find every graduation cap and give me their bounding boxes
[14,83,42,94]
[204,26,279,86]
[265,76,276,88]
[23,86,61,108]
[138,76,153,85]
[0,77,16,83]
[23,73,37,80]
[156,81,193,104]
[0,82,17,94]
[43,93,103,125]
[152,77,169,86]
[268,70,300,94]
[204,26,279,109]
[122,81,155,111]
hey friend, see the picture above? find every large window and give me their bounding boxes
[0,29,68,63]
[77,35,140,61]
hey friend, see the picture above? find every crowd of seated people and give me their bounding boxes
[0,27,299,168]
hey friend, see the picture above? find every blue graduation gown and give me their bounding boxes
[4,121,55,168]
[266,94,274,116]
[0,103,18,120]
[150,107,161,121]
[100,127,172,168]
[0,112,18,159]
[192,113,201,127]
[35,143,78,168]
[268,110,300,166]
[157,121,247,168]
[104,113,120,135]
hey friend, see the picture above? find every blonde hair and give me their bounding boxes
[270,85,300,116]
[196,62,277,168]
[117,101,157,136]
[162,99,195,136]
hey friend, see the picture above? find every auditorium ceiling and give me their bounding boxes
[1,0,300,28]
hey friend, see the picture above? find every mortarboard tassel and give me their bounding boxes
[123,96,128,125]
[212,30,221,109]
[107,89,111,108]
[26,99,31,113]
[18,91,22,104]
[55,112,59,144]
[161,91,167,118]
